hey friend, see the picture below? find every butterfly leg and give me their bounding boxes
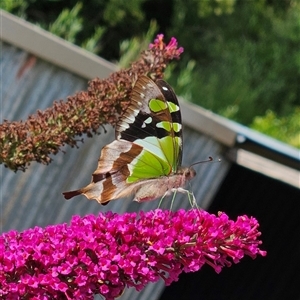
[170,189,178,211]
[155,189,174,209]
[172,187,198,208]
[187,191,198,209]
[157,193,167,209]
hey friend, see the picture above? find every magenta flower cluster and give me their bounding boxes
[0,209,266,299]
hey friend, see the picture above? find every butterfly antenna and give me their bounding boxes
[189,156,221,168]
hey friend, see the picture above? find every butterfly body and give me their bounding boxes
[63,76,196,204]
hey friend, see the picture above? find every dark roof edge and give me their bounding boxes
[0,10,117,79]
[181,100,299,171]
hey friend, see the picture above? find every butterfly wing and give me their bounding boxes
[63,138,176,203]
[116,76,183,177]
[156,78,183,170]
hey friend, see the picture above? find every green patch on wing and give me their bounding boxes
[172,122,182,132]
[157,121,172,131]
[167,101,179,113]
[127,148,171,183]
[149,99,167,112]
[127,135,181,183]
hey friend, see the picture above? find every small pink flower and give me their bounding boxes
[149,34,184,59]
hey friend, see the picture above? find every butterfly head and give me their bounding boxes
[179,167,196,181]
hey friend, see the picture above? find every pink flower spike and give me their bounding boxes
[0,209,266,299]
[149,34,184,60]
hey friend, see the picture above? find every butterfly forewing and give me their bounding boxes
[156,79,183,170]
[116,76,183,177]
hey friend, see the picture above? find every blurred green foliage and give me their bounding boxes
[251,108,300,148]
[1,0,299,148]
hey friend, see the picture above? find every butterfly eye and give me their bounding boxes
[192,169,196,177]
[186,168,196,179]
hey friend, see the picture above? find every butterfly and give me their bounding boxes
[63,76,196,204]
